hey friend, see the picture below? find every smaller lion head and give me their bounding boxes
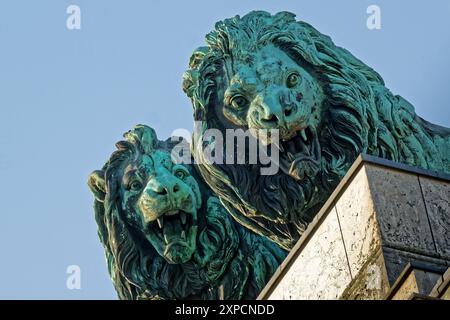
[88,124,287,299]
[89,125,201,265]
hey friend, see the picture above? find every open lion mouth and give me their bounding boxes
[145,209,197,259]
[277,126,321,181]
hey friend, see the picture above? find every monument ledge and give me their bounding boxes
[258,154,450,300]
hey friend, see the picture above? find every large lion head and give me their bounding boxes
[183,11,450,249]
[88,124,287,299]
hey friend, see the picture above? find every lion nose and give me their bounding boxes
[148,178,181,196]
[261,112,281,125]
[258,95,297,127]
[283,104,296,118]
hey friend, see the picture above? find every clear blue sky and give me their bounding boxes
[0,0,449,299]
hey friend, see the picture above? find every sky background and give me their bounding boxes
[0,0,449,299]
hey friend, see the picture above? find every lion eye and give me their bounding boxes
[130,181,143,191]
[174,168,188,180]
[286,72,300,88]
[230,96,248,110]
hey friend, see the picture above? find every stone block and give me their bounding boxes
[340,248,390,300]
[419,176,450,259]
[382,246,448,285]
[268,208,351,299]
[261,156,450,300]
[387,263,443,300]
[335,166,381,278]
[365,164,436,255]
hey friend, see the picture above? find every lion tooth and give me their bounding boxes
[287,152,295,161]
[157,217,164,229]
[181,230,186,240]
[180,212,187,225]
[274,142,284,152]
[300,129,308,142]
[166,210,178,216]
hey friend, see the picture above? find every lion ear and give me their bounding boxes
[188,46,208,69]
[124,124,157,154]
[182,46,209,98]
[88,170,106,202]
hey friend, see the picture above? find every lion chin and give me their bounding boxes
[143,208,198,265]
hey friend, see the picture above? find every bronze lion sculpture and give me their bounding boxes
[88,124,286,299]
[182,11,450,250]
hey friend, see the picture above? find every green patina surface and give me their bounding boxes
[183,10,450,251]
[89,10,450,299]
[88,124,286,299]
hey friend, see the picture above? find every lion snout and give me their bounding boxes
[250,91,303,133]
[138,180,195,224]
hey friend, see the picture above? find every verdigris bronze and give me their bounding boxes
[88,125,286,299]
[183,11,450,250]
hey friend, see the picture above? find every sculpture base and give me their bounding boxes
[258,154,450,300]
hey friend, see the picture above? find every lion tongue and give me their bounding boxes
[285,134,310,161]
[280,127,321,181]
[163,218,184,244]
[287,140,297,155]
